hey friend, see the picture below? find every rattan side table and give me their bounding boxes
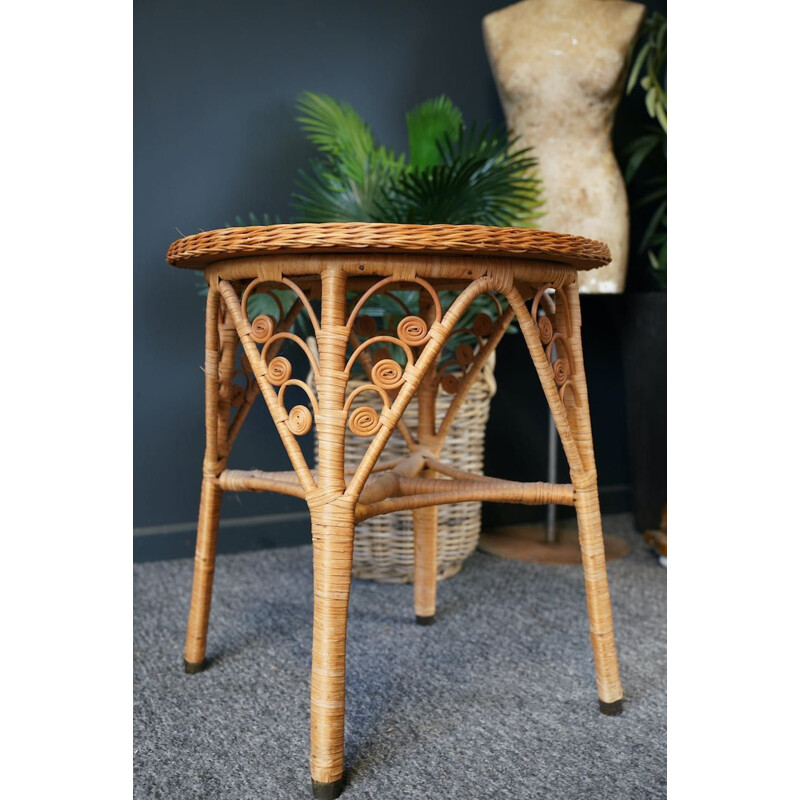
[167,222,624,799]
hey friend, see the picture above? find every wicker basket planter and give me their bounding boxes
[312,357,496,584]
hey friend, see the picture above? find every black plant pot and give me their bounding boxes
[621,291,667,532]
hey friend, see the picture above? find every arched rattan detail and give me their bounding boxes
[343,383,392,417]
[278,380,320,419]
[345,275,442,335]
[345,335,415,376]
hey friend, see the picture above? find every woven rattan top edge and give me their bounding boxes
[166,223,611,271]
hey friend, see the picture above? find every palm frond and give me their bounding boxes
[293,93,544,229]
[406,95,463,170]
[623,129,664,182]
[292,157,395,222]
[295,92,404,184]
[378,124,543,226]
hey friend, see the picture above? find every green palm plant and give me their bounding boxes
[625,12,666,288]
[292,92,544,227]
[196,93,536,363]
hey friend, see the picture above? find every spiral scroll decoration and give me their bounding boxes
[528,284,580,405]
[339,283,447,442]
[233,279,325,441]
[440,373,461,395]
[348,406,381,437]
[538,315,553,345]
[371,359,405,391]
[552,358,569,387]
[472,313,494,338]
[396,315,428,346]
[251,314,275,343]
[266,356,292,386]
[287,405,314,436]
[455,343,475,366]
[230,384,246,407]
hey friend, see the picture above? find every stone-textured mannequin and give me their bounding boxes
[483,0,645,292]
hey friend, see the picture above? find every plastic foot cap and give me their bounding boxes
[311,777,344,799]
[415,614,436,626]
[599,698,623,716]
[184,659,207,675]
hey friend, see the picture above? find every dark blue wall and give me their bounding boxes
[134,0,664,559]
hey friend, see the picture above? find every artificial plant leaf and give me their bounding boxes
[655,102,667,133]
[292,94,543,228]
[639,198,667,253]
[627,41,651,94]
[378,124,543,226]
[373,144,406,174]
[624,133,661,182]
[636,182,667,207]
[295,92,377,184]
[406,95,464,170]
[645,86,657,118]
[245,292,283,322]
[292,157,395,222]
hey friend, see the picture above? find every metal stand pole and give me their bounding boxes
[546,320,558,544]
[546,410,558,544]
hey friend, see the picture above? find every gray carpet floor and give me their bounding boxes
[134,513,666,799]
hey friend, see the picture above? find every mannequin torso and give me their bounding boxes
[483,0,645,292]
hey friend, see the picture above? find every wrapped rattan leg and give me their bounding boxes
[507,280,623,713]
[561,284,623,713]
[309,504,355,798]
[413,372,438,625]
[574,482,623,714]
[413,505,438,625]
[184,477,223,673]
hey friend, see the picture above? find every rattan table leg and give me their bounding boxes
[184,476,223,672]
[412,504,438,625]
[562,284,623,713]
[507,279,624,714]
[309,503,355,799]
[413,378,439,625]
[184,286,226,674]
[573,482,623,713]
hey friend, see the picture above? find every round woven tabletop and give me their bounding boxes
[166,223,610,271]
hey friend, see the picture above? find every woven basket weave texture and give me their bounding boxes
[166,222,611,270]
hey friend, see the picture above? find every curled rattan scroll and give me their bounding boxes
[251,314,275,343]
[455,343,475,366]
[287,405,313,436]
[371,359,405,391]
[538,315,553,344]
[397,315,429,346]
[552,358,569,386]
[472,313,494,337]
[230,384,246,407]
[441,373,461,395]
[348,406,381,437]
[266,356,292,386]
